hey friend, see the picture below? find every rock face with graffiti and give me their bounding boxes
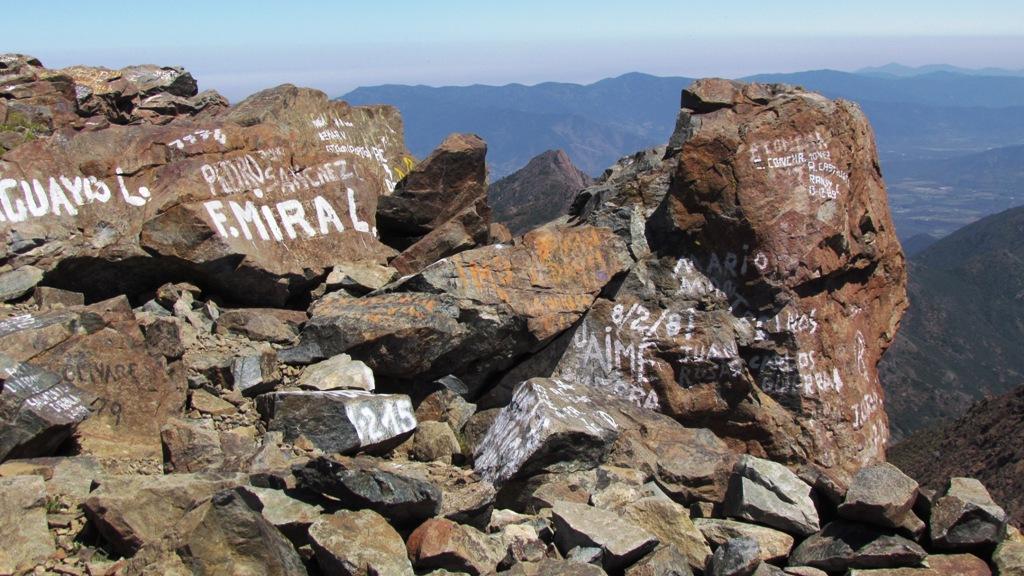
[1,57,950,576]
[0,57,420,306]
[548,79,907,478]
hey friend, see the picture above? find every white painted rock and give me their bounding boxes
[257,390,416,454]
[473,378,621,484]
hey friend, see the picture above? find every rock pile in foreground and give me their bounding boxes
[1,56,1015,575]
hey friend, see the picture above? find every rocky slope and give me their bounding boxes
[880,205,1024,439]
[489,149,593,236]
[889,384,1024,525]
[1,55,1018,576]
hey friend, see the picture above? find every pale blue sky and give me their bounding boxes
[5,1,1023,100]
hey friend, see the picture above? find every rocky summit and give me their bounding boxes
[0,56,1013,576]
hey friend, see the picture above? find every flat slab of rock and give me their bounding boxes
[171,488,307,576]
[708,537,761,576]
[309,509,414,576]
[407,517,505,576]
[0,356,92,461]
[237,485,323,541]
[838,463,920,530]
[215,308,305,344]
[295,354,375,392]
[474,378,621,484]
[0,475,55,574]
[994,540,1024,576]
[696,518,795,562]
[620,497,712,571]
[0,265,43,302]
[294,457,441,526]
[929,477,1007,551]
[789,520,927,573]
[551,500,659,572]
[257,390,415,454]
[847,553,992,575]
[725,455,820,536]
[2,297,186,462]
[82,472,245,555]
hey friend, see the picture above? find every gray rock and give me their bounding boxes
[295,354,374,392]
[143,315,186,359]
[0,455,102,502]
[474,378,621,484]
[415,388,476,432]
[237,486,323,542]
[994,540,1024,576]
[31,286,83,310]
[232,346,280,396]
[325,262,398,293]
[294,457,441,526]
[621,497,711,572]
[930,477,1008,551]
[789,521,927,573]
[160,418,223,473]
[626,545,695,576]
[412,420,463,464]
[838,463,921,531]
[724,456,820,536]
[0,265,43,302]
[308,509,414,575]
[83,472,246,555]
[568,546,605,566]
[0,357,93,461]
[258,390,416,454]
[0,475,54,574]
[172,488,307,576]
[552,500,660,572]
[215,308,305,344]
[695,518,795,563]
[707,537,761,576]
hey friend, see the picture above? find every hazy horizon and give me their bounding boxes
[6,0,1023,101]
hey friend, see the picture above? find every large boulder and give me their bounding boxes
[293,457,442,526]
[1,297,185,463]
[82,472,245,555]
[257,390,416,454]
[377,133,492,274]
[789,521,927,573]
[724,455,820,537]
[838,463,923,532]
[2,56,413,306]
[309,509,414,576]
[544,79,906,480]
[291,224,632,390]
[551,500,660,572]
[929,477,1008,551]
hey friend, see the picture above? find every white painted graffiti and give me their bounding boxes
[339,392,416,446]
[167,128,227,150]
[0,169,151,223]
[747,131,850,202]
[852,390,882,429]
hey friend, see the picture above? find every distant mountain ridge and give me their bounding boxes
[857,63,1024,78]
[344,66,1024,240]
[880,205,1024,439]
[343,72,692,177]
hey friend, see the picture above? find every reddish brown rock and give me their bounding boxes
[1,297,185,463]
[543,79,905,480]
[1,57,413,306]
[292,225,631,389]
[378,133,491,274]
[406,517,505,576]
